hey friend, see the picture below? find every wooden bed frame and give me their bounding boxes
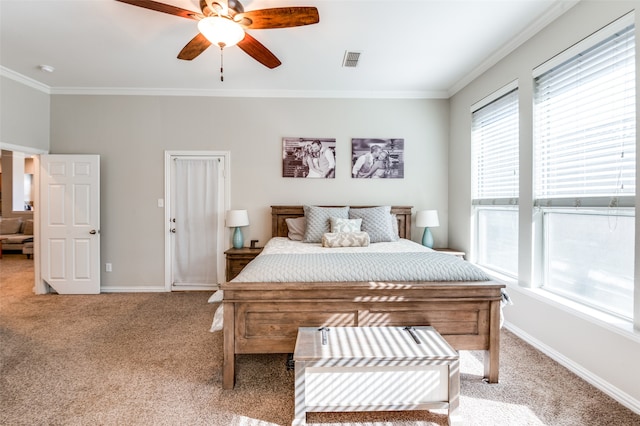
[221,206,505,389]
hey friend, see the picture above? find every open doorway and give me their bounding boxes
[0,145,47,294]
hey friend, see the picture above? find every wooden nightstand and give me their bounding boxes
[434,248,466,260]
[225,247,263,281]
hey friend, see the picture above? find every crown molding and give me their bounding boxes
[1,69,445,99]
[47,86,446,99]
[0,66,51,94]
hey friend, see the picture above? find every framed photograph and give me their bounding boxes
[282,138,336,178]
[351,138,404,178]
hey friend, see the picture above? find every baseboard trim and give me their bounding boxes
[100,285,217,293]
[504,321,640,415]
[100,286,167,293]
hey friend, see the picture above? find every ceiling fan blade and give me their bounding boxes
[236,7,319,29]
[237,33,282,69]
[115,0,202,20]
[177,33,212,60]
[200,0,214,16]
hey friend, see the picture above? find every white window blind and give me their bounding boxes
[472,88,519,205]
[534,21,636,207]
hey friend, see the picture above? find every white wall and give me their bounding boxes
[49,95,449,290]
[0,75,50,151]
[0,75,48,218]
[449,0,640,412]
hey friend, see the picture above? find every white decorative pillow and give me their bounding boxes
[390,213,399,237]
[303,206,349,243]
[322,231,370,248]
[330,217,362,233]
[285,217,306,241]
[349,206,399,243]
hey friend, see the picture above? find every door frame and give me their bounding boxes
[163,150,230,291]
[0,142,48,294]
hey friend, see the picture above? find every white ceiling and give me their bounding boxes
[0,0,577,98]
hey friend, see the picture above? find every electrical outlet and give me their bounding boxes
[105,263,112,272]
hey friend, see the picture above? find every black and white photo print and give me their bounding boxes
[282,138,336,178]
[351,138,404,179]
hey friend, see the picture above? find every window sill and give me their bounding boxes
[473,265,639,342]
[506,282,639,343]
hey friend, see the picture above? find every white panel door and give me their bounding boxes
[40,155,100,294]
[164,151,229,291]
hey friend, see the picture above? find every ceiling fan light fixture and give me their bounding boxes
[197,16,245,48]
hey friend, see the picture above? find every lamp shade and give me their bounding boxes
[416,210,439,228]
[198,16,245,48]
[225,210,249,227]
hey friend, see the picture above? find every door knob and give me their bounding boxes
[89,229,97,235]
[170,228,176,233]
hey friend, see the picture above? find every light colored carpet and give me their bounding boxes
[1,253,638,425]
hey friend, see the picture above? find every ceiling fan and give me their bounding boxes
[115,0,319,70]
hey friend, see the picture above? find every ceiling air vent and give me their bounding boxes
[342,51,361,68]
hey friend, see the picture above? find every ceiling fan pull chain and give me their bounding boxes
[219,44,225,82]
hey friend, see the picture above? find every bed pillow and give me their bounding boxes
[285,217,306,241]
[330,217,362,233]
[349,206,399,243]
[0,218,22,234]
[303,205,349,243]
[390,213,399,237]
[322,231,370,248]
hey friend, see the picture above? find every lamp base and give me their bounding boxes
[422,227,434,248]
[232,227,244,249]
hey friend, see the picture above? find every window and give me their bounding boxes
[543,209,634,318]
[476,207,518,276]
[533,17,635,319]
[471,86,519,276]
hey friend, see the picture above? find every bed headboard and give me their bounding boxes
[271,206,412,240]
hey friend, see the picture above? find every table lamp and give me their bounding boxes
[416,210,439,248]
[226,209,249,249]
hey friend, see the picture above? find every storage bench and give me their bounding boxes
[292,326,461,425]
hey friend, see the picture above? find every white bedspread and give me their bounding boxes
[233,248,489,283]
[209,238,501,332]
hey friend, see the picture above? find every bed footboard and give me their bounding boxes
[221,281,504,389]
